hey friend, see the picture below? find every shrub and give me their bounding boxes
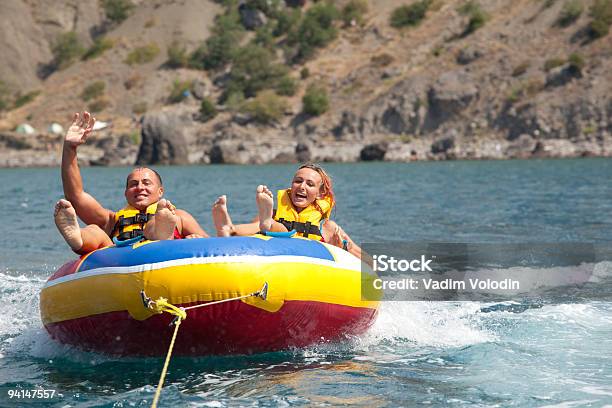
[190,11,244,70]
[225,45,291,98]
[88,98,110,112]
[225,92,245,111]
[588,0,612,39]
[14,90,40,108]
[300,67,310,79]
[51,31,85,70]
[390,1,431,28]
[103,0,134,24]
[557,0,583,27]
[342,0,368,27]
[200,97,217,122]
[544,57,565,71]
[302,84,329,116]
[458,1,488,35]
[276,76,297,96]
[168,80,193,103]
[273,8,302,36]
[166,41,188,68]
[371,53,394,66]
[254,25,275,48]
[567,53,585,74]
[240,90,287,124]
[81,81,106,101]
[132,101,148,115]
[506,78,544,103]
[125,43,160,65]
[128,130,141,145]
[287,2,339,62]
[512,61,530,77]
[82,37,114,60]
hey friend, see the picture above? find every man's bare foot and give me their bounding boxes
[144,199,177,240]
[256,185,274,232]
[54,199,83,251]
[212,195,235,237]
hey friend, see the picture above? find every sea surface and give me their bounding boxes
[1,159,611,407]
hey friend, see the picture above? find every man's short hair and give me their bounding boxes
[126,167,163,187]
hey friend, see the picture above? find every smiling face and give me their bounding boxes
[290,167,324,210]
[124,168,164,210]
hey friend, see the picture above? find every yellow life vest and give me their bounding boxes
[273,189,333,241]
[112,203,158,241]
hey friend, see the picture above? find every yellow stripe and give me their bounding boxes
[40,261,380,324]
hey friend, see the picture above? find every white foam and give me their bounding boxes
[0,272,44,338]
[359,301,495,349]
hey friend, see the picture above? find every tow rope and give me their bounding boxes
[141,282,269,408]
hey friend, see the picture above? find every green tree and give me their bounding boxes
[458,1,488,35]
[52,31,85,70]
[557,0,583,27]
[390,1,431,28]
[82,37,114,60]
[342,0,368,27]
[166,41,188,68]
[302,84,329,116]
[240,90,287,124]
[200,97,218,122]
[588,0,612,38]
[190,11,244,70]
[103,0,134,24]
[287,2,339,62]
[225,45,291,98]
[125,43,160,65]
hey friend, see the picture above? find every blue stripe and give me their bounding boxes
[77,236,334,272]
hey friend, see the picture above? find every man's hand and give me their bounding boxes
[65,111,96,148]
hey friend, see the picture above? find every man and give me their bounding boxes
[54,111,208,254]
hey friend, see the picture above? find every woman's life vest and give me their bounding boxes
[273,189,333,241]
[111,203,158,241]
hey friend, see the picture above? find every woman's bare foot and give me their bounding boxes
[54,199,83,251]
[144,199,177,240]
[212,195,235,237]
[256,185,274,232]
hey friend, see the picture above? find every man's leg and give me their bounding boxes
[55,199,112,254]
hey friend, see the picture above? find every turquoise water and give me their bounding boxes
[1,159,612,407]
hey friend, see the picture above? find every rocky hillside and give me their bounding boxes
[0,0,610,166]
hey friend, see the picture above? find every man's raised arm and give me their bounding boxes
[62,112,113,229]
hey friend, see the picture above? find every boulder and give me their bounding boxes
[456,46,483,65]
[426,71,478,130]
[239,3,267,30]
[545,65,582,88]
[295,143,311,162]
[137,110,190,165]
[360,143,387,161]
[431,136,455,154]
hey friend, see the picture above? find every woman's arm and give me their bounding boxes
[322,220,362,259]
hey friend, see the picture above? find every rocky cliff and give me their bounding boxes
[0,0,610,167]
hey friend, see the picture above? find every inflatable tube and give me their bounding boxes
[40,235,379,356]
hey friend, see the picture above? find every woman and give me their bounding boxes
[212,163,362,258]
